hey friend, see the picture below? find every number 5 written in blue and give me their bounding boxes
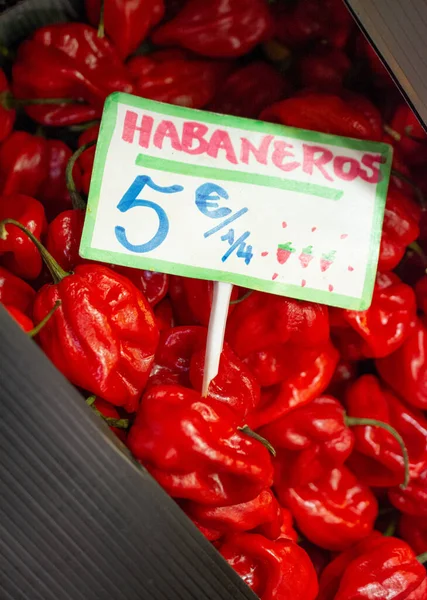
[115,175,184,253]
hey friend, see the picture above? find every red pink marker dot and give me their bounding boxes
[348,265,354,271]
[311,227,317,232]
[272,273,278,280]
[340,234,348,239]
[301,279,306,287]
[282,221,287,228]
[328,284,334,292]
[261,251,269,257]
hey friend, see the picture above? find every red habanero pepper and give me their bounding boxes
[378,184,421,271]
[0,68,16,142]
[246,342,339,429]
[341,92,383,142]
[389,466,427,517]
[169,275,238,326]
[0,266,35,315]
[5,305,34,332]
[148,326,260,419]
[272,0,328,48]
[208,61,290,120]
[298,48,351,92]
[109,265,168,307]
[0,131,49,197]
[317,534,426,600]
[38,140,82,220]
[12,23,133,126]
[345,375,427,488]
[77,125,99,196]
[183,489,294,542]
[323,0,354,49]
[376,318,427,410]
[226,291,330,358]
[259,396,355,488]
[46,209,86,272]
[261,93,381,141]
[154,298,174,331]
[219,533,318,600]
[85,0,164,60]
[127,384,274,506]
[127,51,230,110]
[152,0,273,58]
[0,194,46,280]
[400,514,427,556]
[276,466,378,551]
[330,272,416,360]
[388,104,427,168]
[325,358,357,399]
[0,218,159,412]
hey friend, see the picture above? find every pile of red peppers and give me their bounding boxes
[1,0,427,598]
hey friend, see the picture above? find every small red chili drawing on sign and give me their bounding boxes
[320,250,336,272]
[282,221,287,228]
[328,284,334,292]
[311,226,317,232]
[276,242,295,265]
[348,265,354,271]
[299,245,314,268]
[272,273,278,280]
[301,279,307,287]
[340,233,348,239]
[261,251,269,257]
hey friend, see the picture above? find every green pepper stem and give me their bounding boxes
[383,519,397,537]
[67,120,100,133]
[238,425,276,457]
[417,552,427,564]
[0,91,81,110]
[345,415,410,489]
[383,124,401,142]
[0,45,14,60]
[0,219,70,284]
[229,290,253,305]
[28,300,61,338]
[98,0,105,37]
[66,140,97,210]
[86,395,129,429]
[408,242,427,267]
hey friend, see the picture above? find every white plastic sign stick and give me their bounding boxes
[202,282,233,396]
[80,92,393,311]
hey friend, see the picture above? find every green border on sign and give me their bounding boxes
[80,92,393,311]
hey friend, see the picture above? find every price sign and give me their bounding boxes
[80,92,392,310]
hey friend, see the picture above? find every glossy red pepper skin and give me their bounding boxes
[208,61,290,120]
[5,304,34,332]
[109,265,168,307]
[34,264,159,413]
[415,275,427,314]
[38,140,82,220]
[183,489,293,542]
[389,104,427,168]
[276,466,378,551]
[400,513,427,556]
[345,375,427,487]
[272,0,328,48]
[330,272,416,360]
[152,0,273,58]
[376,318,427,410]
[46,209,86,272]
[261,93,382,141]
[127,50,230,110]
[0,68,16,142]
[93,397,127,443]
[389,466,427,517]
[298,48,351,92]
[0,266,35,315]
[154,298,174,331]
[341,92,383,142]
[148,326,260,419]
[127,384,273,506]
[219,533,318,600]
[12,23,133,126]
[317,534,426,600]
[77,124,99,196]
[226,291,330,358]
[169,276,238,326]
[85,0,164,60]
[0,131,49,197]
[247,342,339,429]
[0,194,47,280]
[259,396,354,487]
[378,184,421,271]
